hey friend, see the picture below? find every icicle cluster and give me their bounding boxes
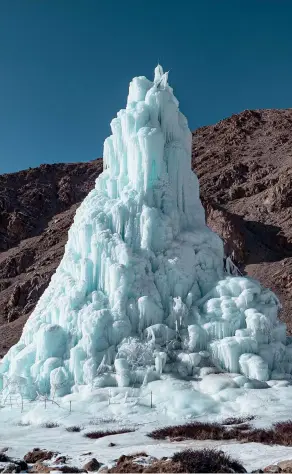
[0,66,290,400]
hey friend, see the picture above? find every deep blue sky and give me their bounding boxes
[1,0,292,174]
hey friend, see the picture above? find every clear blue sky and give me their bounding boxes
[1,0,292,174]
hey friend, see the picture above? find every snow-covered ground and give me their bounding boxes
[2,385,292,472]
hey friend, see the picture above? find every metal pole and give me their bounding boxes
[69,401,72,412]
[150,391,152,408]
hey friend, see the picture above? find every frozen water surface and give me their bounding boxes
[1,66,292,419]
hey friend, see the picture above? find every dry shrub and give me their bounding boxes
[65,425,82,432]
[148,419,292,446]
[42,422,59,428]
[172,448,246,473]
[273,421,292,446]
[89,417,117,425]
[108,449,246,473]
[148,422,226,441]
[236,428,276,445]
[84,428,134,439]
[238,421,292,446]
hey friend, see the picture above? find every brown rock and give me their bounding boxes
[205,202,246,265]
[24,448,56,463]
[30,462,51,473]
[83,458,101,472]
[277,460,292,473]
[264,466,282,473]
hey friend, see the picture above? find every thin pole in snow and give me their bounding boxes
[150,391,152,408]
[69,401,72,412]
[44,397,47,410]
[10,395,12,409]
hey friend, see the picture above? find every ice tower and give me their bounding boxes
[1,66,291,401]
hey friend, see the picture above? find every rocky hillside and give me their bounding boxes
[193,108,292,333]
[1,108,292,356]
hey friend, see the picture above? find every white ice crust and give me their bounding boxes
[1,66,291,415]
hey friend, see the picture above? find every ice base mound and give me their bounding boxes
[0,66,291,408]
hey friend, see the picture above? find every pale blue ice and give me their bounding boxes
[0,66,290,410]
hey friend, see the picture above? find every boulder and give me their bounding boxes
[83,458,101,472]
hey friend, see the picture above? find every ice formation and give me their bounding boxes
[1,66,291,408]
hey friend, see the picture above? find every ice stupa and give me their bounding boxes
[1,66,291,403]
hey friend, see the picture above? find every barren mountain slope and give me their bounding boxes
[193,108,292,332]
[0,108,291,356]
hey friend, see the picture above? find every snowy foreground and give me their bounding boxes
[2,65,292,470]
[2,391,292,472]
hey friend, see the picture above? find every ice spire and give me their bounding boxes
[0,67,287,410]
[154,63,164,82]
[154,64,169,89]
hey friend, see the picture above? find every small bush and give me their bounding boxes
[42,422,59,428]
[16,421,31,427]
[274,420,292,435]
[148,419,292,447]
[84,428,135,439]
[65,426,82,432]
[172,448,246,473]
[89,417,117,425]
[272,420,292,446]
[148,422,226,441]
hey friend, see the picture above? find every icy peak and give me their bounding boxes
[154,64,169,89]
[0,68,288,417]
[154,64,164,83]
